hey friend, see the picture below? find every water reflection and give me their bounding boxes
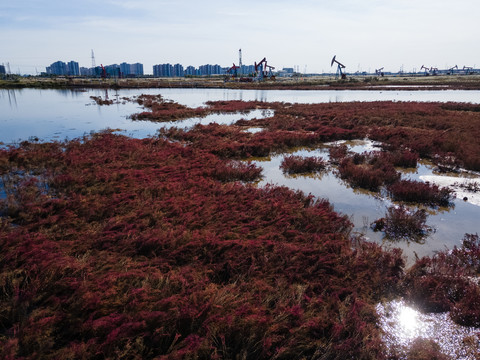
[2,88,480,144]
[377,299,478,359]
[6,89,18,109]
[153,109,275,131]
[251,140,480,263]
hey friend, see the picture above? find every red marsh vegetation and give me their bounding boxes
[242,101,480,171]
[1,133,405,359]
[371,205,433,242]
[129,95,271,122]
[337,152,401,191]
[280,155,327,175]
[387,179,454,207]
[404,234,480,327]
[2,98,480,358]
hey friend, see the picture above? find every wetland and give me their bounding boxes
[1,87,480,359]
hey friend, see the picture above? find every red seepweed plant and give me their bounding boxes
[387,179,454,207]
[337,151,400,191]
[404,234,480,327]
[280,155,327,175]
[2,98,480,358]
[0,132,409,359]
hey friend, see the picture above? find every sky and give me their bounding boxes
[1,0,479,75]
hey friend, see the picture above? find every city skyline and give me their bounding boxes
[2,0,480,75]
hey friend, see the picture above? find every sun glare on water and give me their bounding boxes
[377,300,479,359]
[398,305,419,338]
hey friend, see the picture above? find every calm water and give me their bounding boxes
[253,142,480,263]
[2,88,480,144]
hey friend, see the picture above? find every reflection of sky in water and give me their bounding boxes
[2,88,480,145]
[159,109,274,130]
[377,300,479,359]
[252,140,480,264]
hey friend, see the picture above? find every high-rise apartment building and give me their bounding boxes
[46,60,79,76]
[184,66,196,76]
[154,63,226,77]
[67,61,80,76]
[173,64,184,77]
[153,63,174,77]
[120,62,131,76]
[130,63,144,76]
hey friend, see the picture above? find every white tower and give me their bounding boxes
[91,49,96,69]
[239,49,242,76]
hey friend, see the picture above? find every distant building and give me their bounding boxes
[198,64,223,76]
[153,63,174,77]
[120,62,131,77]
[184,66,196,76]
[153,63,236,77]
[241,65,255,75]
[46,60,79,76]
[130,63,144,76]
[173,63,184,77]
[104,64,120,77]
[119,62,143,77]
[80,67,93,76]
[0,64,5,75]
[46,61,67,75]
[67,61,80,76]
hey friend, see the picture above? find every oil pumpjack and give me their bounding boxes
[331,55,346,79]
[227,63,240,78]
[447,65,458,75]
[254,57,275,80]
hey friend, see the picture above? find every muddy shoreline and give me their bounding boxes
[3,74,480,91]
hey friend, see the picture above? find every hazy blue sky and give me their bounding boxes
[2,0,479,75]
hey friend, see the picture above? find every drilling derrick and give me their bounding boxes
[238,49,243,76]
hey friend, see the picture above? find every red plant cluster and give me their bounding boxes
[380,149,419,168]
[404,234,480,327]
[371,205,432,242]
[130,94,206,121]
[387,179,454,207]
[2,99,480,358]
[161,123,351,159]
[280,155,326,175]
[90,95,114,105]
[328,148,445,206]
[244,101,480,171]
[328,144,349,165]
[404,338,450,360]
[129,96,272,122]
[0,133,406,359]
[205,100,270,113]
[337,152,400,191]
